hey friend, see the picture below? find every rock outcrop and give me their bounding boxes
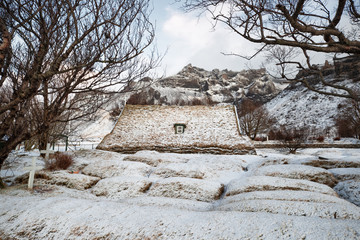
[123,65,283,105]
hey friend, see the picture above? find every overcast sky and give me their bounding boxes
[151,0,331,77]
[151,0,264,76]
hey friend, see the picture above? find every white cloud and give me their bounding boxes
[153,1,330,77]
[163,10,213,51]
[159,8,264,75]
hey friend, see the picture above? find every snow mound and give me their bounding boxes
[329,168,360,181]
[40,171,100,190]
[148,177,224,202]
[334,180,360,207]
[225,176,337,197]
[14,170,101,192]
[153,163,209,179]
[187,156,246,172]
[92,176,152,199]
[1,196,360,240]
[123,196,212,211]
[217,199,360,220]
[72,149,125,162]
[132,150,190,164]
[68,150,126,172]
[222,190,349,205]
[255,164,337,187]
[302,158,360,169]
[82,160,152,178]
[123,155,164,167]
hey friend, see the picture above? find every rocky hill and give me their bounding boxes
[123,64,286,105]
[74,57,359,141]
[265,55,360,136]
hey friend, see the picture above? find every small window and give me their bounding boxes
[174,123,186,134]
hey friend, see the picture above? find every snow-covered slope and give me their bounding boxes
[265,77,356,135]
[265,56,359,134]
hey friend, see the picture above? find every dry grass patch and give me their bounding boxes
[255,165,338,187]
[303,159,360,169]
[148,177,224,202]
[45,153,73,171]
[225,176,337,197]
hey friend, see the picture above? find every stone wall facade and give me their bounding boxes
[97,105,255,154]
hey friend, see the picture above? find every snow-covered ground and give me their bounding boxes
[1,148,360,239]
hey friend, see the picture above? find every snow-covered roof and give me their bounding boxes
[97,105,255,154]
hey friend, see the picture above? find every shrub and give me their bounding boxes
[333,136,341,141]
[316,136,325,142]
[187,97,216,106]
[336,97,360,139]
[336,117,354,138]
[254,137,267,141]
[110,103,122,120]
[46,153,73,171]
[189,97,204,105]
[268,130,276,140]
[127,93,149,105]
[237,99,275,140]
[276,125,310,154]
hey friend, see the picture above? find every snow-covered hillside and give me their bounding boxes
[265,55,360,135]
[265,77,356,135]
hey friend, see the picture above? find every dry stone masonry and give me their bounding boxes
[97,105,255,154]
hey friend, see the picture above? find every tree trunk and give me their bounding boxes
[38,131,50,157]
[0,133,30,188]
[38,131,49,150]
[0,177,5,188]
[0,143,14,188]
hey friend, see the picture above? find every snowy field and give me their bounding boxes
[1,148,360,239]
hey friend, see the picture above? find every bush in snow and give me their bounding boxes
[336,97,360,139]
[274,125,310,154]
[316,136,325,142]
[109,103,122,121]
[46,153,73,171]
[236,99,274,140]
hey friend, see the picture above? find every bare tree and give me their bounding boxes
[237,99,274,140]
[264,46,301,79]
[0,0,159,188]
[336,97,360,139]
[181,0,360,100]
[272,125,310,154]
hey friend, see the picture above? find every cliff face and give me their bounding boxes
[124,64,285,105]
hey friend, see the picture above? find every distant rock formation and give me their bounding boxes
[123,64,284,105]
